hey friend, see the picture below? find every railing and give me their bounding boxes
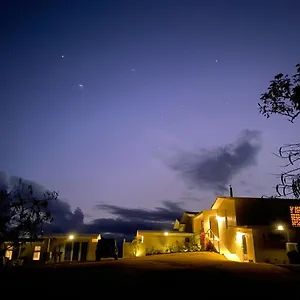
[204,229,240,262]
[205,228,220,253]
[191,229,240,261]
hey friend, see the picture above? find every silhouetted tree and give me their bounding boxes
[0,179,57,256]
[259,63,300,198]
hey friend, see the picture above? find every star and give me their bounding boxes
[61,55,65,58]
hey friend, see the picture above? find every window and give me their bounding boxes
[268,232,283,241]
[5,247,13,260]
[262,232,285,248]
[185,237,190,243]
[225,210,228,229]
[33,252,40,260]
[33,245,41,260]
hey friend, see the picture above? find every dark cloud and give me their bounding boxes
[0,172,184,241]
[95,200,183,223]
[0,171,85,233]
[165,129,262,194]
[83,217,171,238]
[87,200,184,239]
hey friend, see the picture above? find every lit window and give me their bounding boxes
[33,252,40,260]
[5,248,13,260]
[33,245,41,260]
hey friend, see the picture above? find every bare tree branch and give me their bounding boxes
[258,64,300,198]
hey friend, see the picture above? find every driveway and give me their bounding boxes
[3,252,299,295]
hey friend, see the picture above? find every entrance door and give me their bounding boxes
[72,242,80,261]
[80,242,88,261]
[64,242,72,261]
[242,234,248,261]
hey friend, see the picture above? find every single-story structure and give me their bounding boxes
[122,212,199,258]
[123,230,195,258]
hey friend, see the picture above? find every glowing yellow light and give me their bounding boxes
[236,231,245,244]
[277,225,284,231]
[216,216,224,222]
[92,236,101,242]
[69,235,74,240]
[164,232,169,236]
[224,253,240,262]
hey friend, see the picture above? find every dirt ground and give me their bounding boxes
[3,252,300,295]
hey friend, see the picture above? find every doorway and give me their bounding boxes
[72,242,80,261]
[80,242,88,261]
[242,234,248,261]
[64,242,72,261]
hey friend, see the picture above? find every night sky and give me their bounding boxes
[1,0,299,238]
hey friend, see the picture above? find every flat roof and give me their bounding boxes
[210,196,297,209]
[40,233,100,239]
[184,211,199,215]
[137,230,193,236]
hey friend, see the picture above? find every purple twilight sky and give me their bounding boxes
[1,0,299,237]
